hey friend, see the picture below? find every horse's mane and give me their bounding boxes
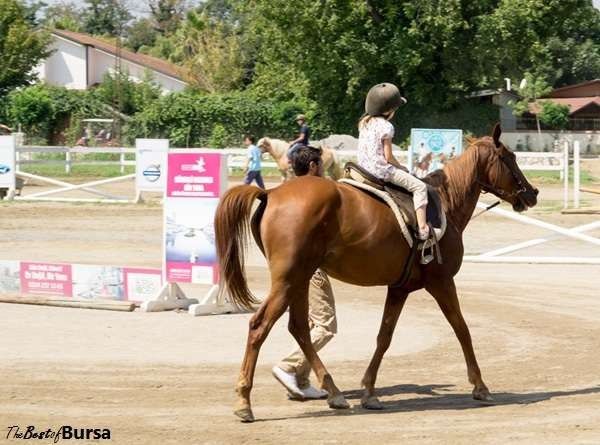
[423,137,493,210]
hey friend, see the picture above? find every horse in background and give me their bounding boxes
[257,137,342,182]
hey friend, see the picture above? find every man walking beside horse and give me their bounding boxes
[271,145,338,401]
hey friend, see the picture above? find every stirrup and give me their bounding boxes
[420,239,435,265]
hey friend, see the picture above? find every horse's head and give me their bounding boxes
[257,137,271,153]
[476,124,538,212]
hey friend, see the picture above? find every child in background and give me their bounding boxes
[357,83,430,240]
[243,134,265,189]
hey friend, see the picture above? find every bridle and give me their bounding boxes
[476,147,529,200]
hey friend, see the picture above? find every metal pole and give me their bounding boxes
[65,150,71,174]
[573,141,580,209]
[120,149,125,174]
[476,202,600,246]
[563,141,569,209]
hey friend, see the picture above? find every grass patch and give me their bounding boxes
[22,164,135,178]
[526,168,598,185]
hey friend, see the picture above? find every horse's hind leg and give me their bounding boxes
[234,288,288,422]
[361,287,408,409]
[425,278,493,402]
[288,289,350,410]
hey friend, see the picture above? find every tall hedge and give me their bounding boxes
[127,90,329,148]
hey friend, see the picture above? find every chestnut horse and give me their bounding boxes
[257,137,342,181]
[215,125,538,422]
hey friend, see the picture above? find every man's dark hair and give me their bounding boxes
[290,145,322,176]
[244,134,256,144]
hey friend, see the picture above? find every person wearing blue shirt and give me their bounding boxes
[243,134,265,189]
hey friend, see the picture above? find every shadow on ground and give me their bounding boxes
[256,384,600,422]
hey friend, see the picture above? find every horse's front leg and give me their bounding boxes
[361,287,409,409]
[425,278,493,402]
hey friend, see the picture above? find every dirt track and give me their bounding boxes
[1,182,599,444]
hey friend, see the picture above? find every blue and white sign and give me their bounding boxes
[135,139,168,193]
[409,129,463,178]
[0,135,16,190]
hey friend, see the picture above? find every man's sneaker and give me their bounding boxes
[272,366,304,399]
[299,385,328,400]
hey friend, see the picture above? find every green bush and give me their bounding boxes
[128,90,317,147]
[539,101,570,130]
[6,84,107,144]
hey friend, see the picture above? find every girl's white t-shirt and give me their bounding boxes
[357,117,395,180]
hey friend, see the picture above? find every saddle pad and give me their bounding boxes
[339,179,447,247]
[339,179,415,247]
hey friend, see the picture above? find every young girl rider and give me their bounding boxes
[357,83,430,240]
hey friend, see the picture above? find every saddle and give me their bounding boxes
[341,162,446,265]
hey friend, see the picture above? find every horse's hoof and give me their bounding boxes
[361,395,383,410]
[234,407,255,423]
[328,394,350,409]
[472,387,495,404]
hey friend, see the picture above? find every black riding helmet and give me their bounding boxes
[365,83,407,116]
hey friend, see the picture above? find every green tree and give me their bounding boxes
[149,0,185,35]
[173,10,246,93]
[0,0,51,95]
[94,71,161,115]
[125,17,158,52]
[83,0,131,36]
[511,72,552,137]
[42,2,84,32]
[475,0,600,86]
[538,101,570,130]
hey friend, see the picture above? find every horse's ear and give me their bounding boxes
[492,123,502,148]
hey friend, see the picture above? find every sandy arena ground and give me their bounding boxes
[0,179,599,444]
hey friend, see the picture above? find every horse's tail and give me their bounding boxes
[215,185,267,311]
[328,148,343,180]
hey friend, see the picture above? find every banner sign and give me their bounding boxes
[2,261,161,302]
[123,268,163,303]
[409,129,463,178]
[0,260,21,293]
[20,262,73,297]
[135,139,169,193]
[163,150,228,285]
[0,135,16,189]
[72,264,124,300]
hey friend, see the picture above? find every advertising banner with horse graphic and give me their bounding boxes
[163,150,228,285]
[409,129,463,178]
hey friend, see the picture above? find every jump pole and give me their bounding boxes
[563,141,569,209]
[477,203,600,247]
[20,174,134,200]
[463,256,600,265]
[16,171,124,200]
[478,220,600,258]
[573,141,580,209]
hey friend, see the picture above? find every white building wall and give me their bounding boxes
[89,48,186,93]
[503,130,600,154]
[39,37,87,89]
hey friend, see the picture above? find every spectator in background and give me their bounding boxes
[243,134,264,189]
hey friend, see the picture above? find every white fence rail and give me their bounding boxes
[17,145,566,175]
[16,146,136,174]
